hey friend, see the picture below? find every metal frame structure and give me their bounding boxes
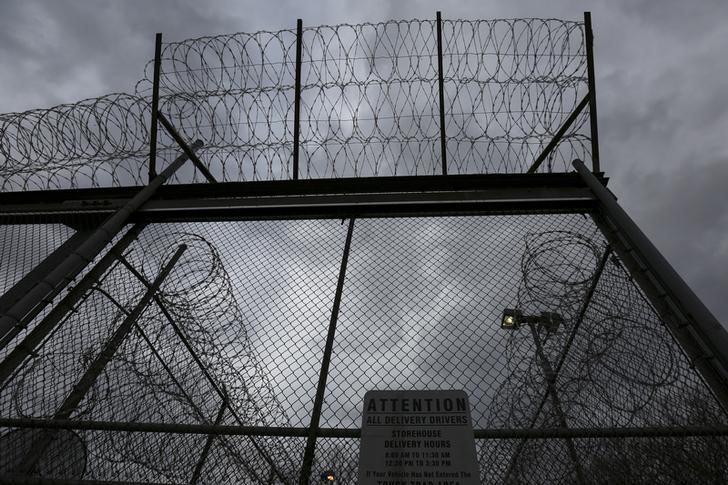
[2,11,728,485]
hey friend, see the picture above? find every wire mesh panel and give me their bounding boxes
[0,17,590,191]
[3,212,724,483]
[0,219,350,482]
[322,214,604,429]
[1,10,725,484]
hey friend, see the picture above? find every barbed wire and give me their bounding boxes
[0,18,589,191]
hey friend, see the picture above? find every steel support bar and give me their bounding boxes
[553,246,611,375]
[584,12,600,173]
[148,33,162,181]
[0,142,202,351]
[114,256,290,484]
[16,245,186,475]
[528,323,585,484]
[436,11,447,175]
[0,224,147,389]
[129,312,266,484]
[527,94,589,174]
[0,228,93,316]
[574,159,728,411]
[0,172,602,205]
[503,247,610,484]
[300,218,355,484]
[3,418,728,440]
[0,173,602,224]
[190,394,228,484]
[293,18,303,180]
[156,113,216,183]
[523,247,611,428]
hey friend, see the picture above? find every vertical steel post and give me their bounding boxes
[15,244,186,475]
[149,33,162,182]
[584,12,600,173]
[293,19,303,180]
[528,323,586,484]
[299,218,355,484]
[0,142,202,350]
[436,11,448,175]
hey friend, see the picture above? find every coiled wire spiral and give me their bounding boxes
[0,18,590,191]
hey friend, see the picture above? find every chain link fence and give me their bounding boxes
[1,212,726,483]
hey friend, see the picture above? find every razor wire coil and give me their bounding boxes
[0,18,590,191]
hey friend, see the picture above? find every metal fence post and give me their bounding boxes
[149,33,163,182]
[436,11,448,175]
[584,12,600,173]
[293,18,303,180]
[0,228,94,316]
[300,218,355,484]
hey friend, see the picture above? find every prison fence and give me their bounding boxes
[1,17,591,191]
[2,13,727,485]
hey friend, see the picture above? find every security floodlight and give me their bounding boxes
[540,312,563,332]
[321,470,336,482]
[501,309,563,332]
[501,309,522,329]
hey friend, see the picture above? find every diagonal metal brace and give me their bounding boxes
[527,94,590,174]
[115,255,290,484]
[157,111,217,183]
[0,141,202,351]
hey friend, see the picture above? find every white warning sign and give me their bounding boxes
[358,390,480,485]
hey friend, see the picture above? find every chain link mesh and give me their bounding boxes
[1,213,726,483]
[0,18,588,190]
[0,14,724,484]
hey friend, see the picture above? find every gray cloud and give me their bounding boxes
[619,157,728,323]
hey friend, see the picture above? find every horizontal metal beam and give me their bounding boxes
[0,173,604,224]
[2,417,727,440]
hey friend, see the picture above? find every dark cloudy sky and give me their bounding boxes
[1,0,726,327]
